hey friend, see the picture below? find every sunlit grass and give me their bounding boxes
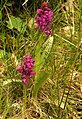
[0,0,82,119]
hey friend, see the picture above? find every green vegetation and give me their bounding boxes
[0,0,82,119]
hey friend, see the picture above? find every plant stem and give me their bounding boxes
[23,85,27,118]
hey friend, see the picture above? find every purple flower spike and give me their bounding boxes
[30,71,36,75]
[17,54,36,84]
[35,1,53,36]
[36,9,43,14]
[21,75,26,79]
[22,79,27,84]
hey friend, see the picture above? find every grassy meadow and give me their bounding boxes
[0,0,82,119]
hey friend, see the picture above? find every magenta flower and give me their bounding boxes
[17,54,36,84]
[35,1,53,36]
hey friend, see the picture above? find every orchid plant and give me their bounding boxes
[17,1,53,99]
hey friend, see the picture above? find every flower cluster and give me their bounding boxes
[17,54,36,84]
[35,2,53,36]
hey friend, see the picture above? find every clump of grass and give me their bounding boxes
[0,0,82,119]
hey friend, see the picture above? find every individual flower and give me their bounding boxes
[35,1,53,36]
[17,54,36,84]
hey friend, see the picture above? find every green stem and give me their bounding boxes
[23,85,27,116]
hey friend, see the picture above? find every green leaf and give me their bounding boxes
[0,50,4,58]
[6,2,13,7]
[33,36,53,98]
[34,36,53,72]
[34,35,44,72]
[3,79,21,86]
[42,36,53,59]
[0,10,2,20]
[33,71,49,98]
[7,16,27,34]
